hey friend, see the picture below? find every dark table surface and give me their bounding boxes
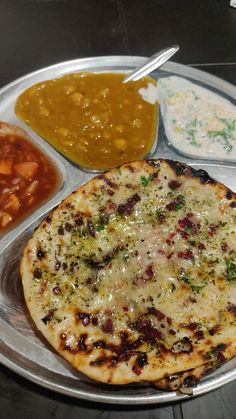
[1,1,236,418]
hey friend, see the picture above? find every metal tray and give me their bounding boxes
[0,56,236,405]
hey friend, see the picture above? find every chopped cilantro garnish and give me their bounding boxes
[141,175,151,187]
[182,119,201,148]
[96,224,105,232]
[178,269,191,284]
[207,130,228,139]
[226,259,236,281]
[185,226,192,233]
[190,284,205,294]
[207,117,235,153]
[178,270,205,293]
[191,117,198,128]
[123,254,130,263]
[175,194,185,210]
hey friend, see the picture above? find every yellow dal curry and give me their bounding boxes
[15,73,158,170]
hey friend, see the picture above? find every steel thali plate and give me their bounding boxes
[0,56,236,404]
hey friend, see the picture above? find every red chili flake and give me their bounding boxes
[168,180,181,190]
[132,364,142,376]
[209,325,220,336]
[107,201,117,211]
[180,231,189,240]
[145,265,155,278]
[195,330,204,340]
[166,316,172,325]
[78,334,88,351]
[92,316,98,326]
[98,175,118,189]
[167,252,174,259]
[75,216,83,226]
[189,296,197,303]
[148,307,165,321]
[41,309,55,325]
[169,329,176,335]
[198,243,206,251]
[217,352,226,363]
[33,268,42,279]
[117,194,141,216]
[221,242,228,252]
[102,319,113,333]
[208,224,217,237]
[166,201,177,211]
[177,250,193,260]
[107,189,114,196]
[61,332,67,340]
[178,217,193,229]
[124,203,134,215]
[55,260,61,271]
[53,286,61,295]
[105,308,112,315]
[87,220,95,237]
[58,226,64,235]
[157,213,165,224]
[65,222,73,232]
[127,193,141,205]
[155,310,165,321]
[166,195,184,211]
[166,239,172,246]
[136,317,162,343]
[227,304,236,317]
[123,306,129,312]
[158,249,166,255]
[117,204,126,215]
[85,277,93,285]
[77,312,91,326]
[181,322,198,330]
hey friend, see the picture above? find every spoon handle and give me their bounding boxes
[123,45,179,83]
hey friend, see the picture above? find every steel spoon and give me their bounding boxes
[123,45,179,83]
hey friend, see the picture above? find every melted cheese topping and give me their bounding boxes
[156,76,236,161]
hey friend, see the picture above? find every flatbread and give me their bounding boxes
[20,159,236,388]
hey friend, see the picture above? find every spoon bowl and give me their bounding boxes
[123,45,180,83]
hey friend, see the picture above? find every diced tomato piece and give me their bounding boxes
[3,194,20,212]
[14,162,38,179]
[0,159,12,175]
[1,212,12,227]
